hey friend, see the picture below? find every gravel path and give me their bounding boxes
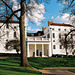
[39,67,75,75]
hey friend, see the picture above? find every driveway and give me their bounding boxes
[39,67,75,75]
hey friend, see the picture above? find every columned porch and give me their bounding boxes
[27,43,51,57]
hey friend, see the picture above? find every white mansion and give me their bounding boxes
[0,20,75,57]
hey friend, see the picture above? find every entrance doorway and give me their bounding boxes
[36,50,38,56]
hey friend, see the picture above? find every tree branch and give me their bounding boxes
[1,0,20,20]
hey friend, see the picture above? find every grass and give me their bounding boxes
[69,69,75,73]
[0,57,75,75]
[0,57,41,75]
[28,57,75,69]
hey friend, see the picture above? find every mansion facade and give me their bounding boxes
[0,20,75,57]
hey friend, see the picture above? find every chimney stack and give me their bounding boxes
[11,16,13,21]
[48,21,53,26]
[42,27,46,31]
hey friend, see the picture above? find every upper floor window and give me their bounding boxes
[53,45,56,49]
[53,33,55,38]
[58,28,60,31]
[14,32,16,37]
[53,40,55,42]
[59,33,61,38]
[14,26,16,29]
[6,24,9,29]
[50,28,54,30]
[6,39,8,41]
[64,29,66,31]
[72,45,74,49]
[71,34,73,38]
[14,45,16,49]
[43,36,46,38]
[47,34,50,38]
[6,31,9,37]
[60,45,62,49]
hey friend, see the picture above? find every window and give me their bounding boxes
[14,32,16,37]
[6,39,8,41]
[59,33,61,38]
[58,28,60,31]
[14,26,16,29]
[60,45,62,49]
[50,28,54,30]
[43,36,46,38]
[64,29,66,31]
[14,45,16,49]
[53,40,55,42]
[71,34,73,38]
[72,45,74,49]
[70,29,72,31]
[53,33,55,38]
[53,45,56,49]
[6,24,9,29]
[6,31,9,37]
[52,28,54,30]
[31,34,34,36]
[47,34,50,38]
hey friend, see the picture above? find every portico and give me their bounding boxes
[27,37,52,57]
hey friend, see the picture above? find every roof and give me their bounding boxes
[0,20,19,23]
[52,23,72,27]
[48,21,72,27]
[27,31,44,36]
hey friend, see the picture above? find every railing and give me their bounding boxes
[27,37,50,41]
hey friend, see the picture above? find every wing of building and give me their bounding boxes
[0,20,75,57]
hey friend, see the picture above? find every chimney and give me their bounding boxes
[42,27,46,31]
[48,21,53,26]
[11,16,13,21]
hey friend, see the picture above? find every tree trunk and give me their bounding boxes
[20,0,30,67]
[65,34,68,58]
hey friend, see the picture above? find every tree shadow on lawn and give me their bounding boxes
[0,58,20,64]
[28,57,75,69]
[0,64,41,74]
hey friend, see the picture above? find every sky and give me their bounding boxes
[12,0,70,33]
[26,0,70,33]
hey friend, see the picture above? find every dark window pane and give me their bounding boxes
[14,32,16,37]
[53,45,56,49]
[53,33,55,38]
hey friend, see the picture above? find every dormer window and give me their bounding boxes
[38,33,41,36]
[31,34,34,36]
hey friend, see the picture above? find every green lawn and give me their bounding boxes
[0,57,41,75]
[0,57,75,75]
[69,69,75,73]
[28,57,75,69]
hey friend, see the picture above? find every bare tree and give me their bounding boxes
[59,31,75,57]
[57,0,75,25]
[0,0,50,67]
[5,40,20,54]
